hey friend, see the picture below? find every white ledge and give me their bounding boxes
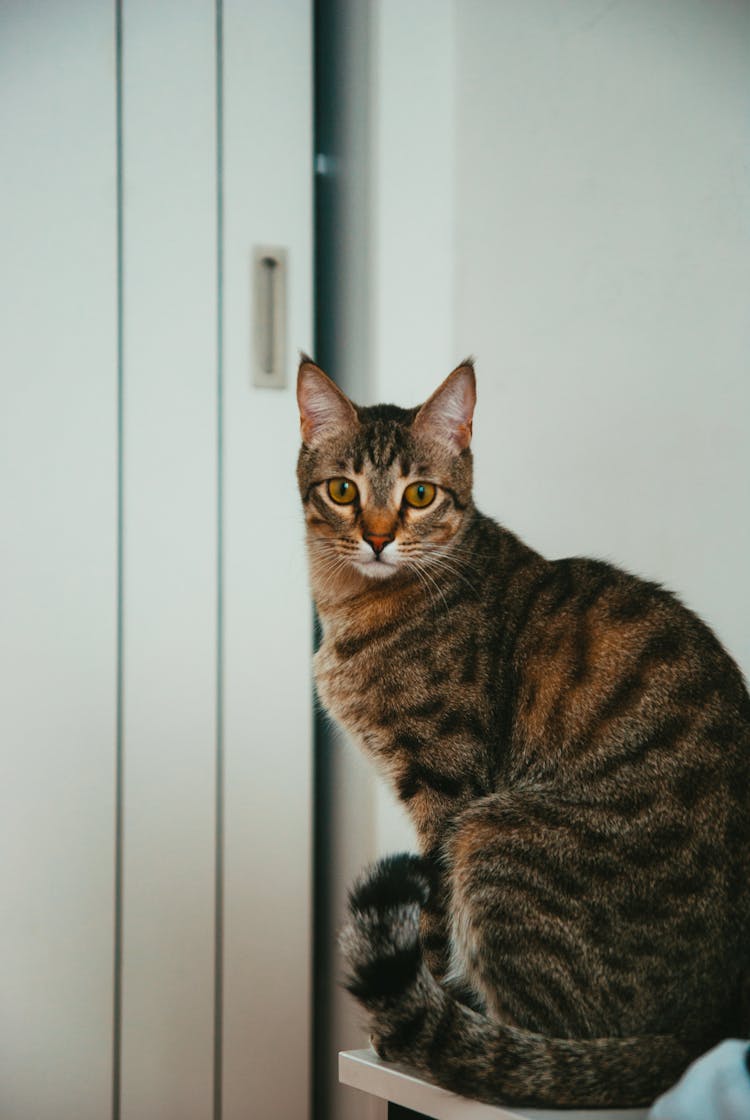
[339,1048,649,1120]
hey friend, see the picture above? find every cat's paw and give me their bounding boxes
[369,1032,389,1060]
[444,977,487,1014]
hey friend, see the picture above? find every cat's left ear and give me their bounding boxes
[413,359,476,452]
[297,356,359,446]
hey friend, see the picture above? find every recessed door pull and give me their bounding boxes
[252,246,287,388]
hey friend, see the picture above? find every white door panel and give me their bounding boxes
[222,2,313,1117]
[0,4,118,1118]
[120,3,218,1117]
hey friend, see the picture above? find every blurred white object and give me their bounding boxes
[649,1040,750,1120]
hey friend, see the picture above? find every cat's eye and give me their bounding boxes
[403,481,436,509]
[327,477,358,505]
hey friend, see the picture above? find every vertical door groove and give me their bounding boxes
[113,3,124,1119]
[214,2,226,1119]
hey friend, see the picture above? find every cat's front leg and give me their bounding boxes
[418,847,453,982]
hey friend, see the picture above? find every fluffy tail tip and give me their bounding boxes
[340,853,430,1004]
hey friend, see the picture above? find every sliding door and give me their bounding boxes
[1,3,312,1118]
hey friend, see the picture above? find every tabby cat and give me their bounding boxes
[296,356,750,1108]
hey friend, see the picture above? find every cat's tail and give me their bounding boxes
[340,854,694,1109]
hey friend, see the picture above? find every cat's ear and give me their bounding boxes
[297,356,359,446]
[413,360,476,452]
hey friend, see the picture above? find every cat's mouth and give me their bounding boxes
[352,552,400,580]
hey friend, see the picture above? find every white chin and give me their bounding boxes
[352,560,399,580]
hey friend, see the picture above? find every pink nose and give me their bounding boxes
[364,533,393,556]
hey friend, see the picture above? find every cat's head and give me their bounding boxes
[296,358,476,586]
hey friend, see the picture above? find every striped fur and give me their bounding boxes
[297,358,750,1108]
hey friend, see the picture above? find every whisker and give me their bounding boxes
[405,556,450,614]
[403,558,441,615]
[414,547,481,599]
[308,542,355,597]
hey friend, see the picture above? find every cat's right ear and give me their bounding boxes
[297,357,359,446]
[413,359,476,453]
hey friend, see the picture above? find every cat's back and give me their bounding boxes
[474,538,750,1035]
[505,548,750,759]
[503,545,750,919]
[468,515,748,748]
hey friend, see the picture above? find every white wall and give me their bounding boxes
[453,0,750,677]
[327,2,750,1116]
[366,0,750,858]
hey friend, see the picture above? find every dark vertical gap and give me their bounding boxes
[113,1,124,1118]
[312,3,337,1118]
[213,2,225,1119]
[313,0,339,373]
[313,1,375,1110]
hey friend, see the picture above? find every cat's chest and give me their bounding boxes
[314,628,426,745]
[314,615,488,763]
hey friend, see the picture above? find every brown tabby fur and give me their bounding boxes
[296,356,750,1108]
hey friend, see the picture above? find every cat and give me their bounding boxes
[296,355,750,1109]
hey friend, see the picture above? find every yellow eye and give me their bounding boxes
[403,481,436,508]
[327,477,358,505]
